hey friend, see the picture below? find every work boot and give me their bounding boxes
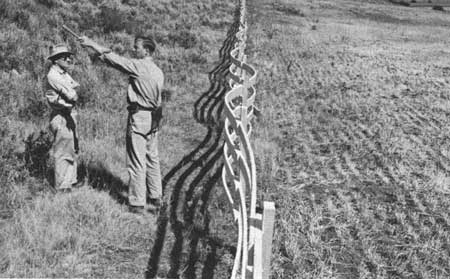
[57,188,72,194]
[72,180,84,188]
[129,205,145,214]
[147,198,161,214]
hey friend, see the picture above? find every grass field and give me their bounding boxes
[249,0,450,278]
[2,0,450,278]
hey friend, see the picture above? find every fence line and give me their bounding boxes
[221,0,275,278]
[390,0,450,7]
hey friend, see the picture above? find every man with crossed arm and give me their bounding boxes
[46,44,80,193]
[79,35,164,214]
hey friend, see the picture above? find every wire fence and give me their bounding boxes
[221,0,275,278]
[390,0,450,7]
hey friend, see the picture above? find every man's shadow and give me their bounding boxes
[145,6,242,279]
[77,161,128,204]
[23,129,128,202]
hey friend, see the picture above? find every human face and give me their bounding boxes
[55,54,74,72]
[134,39,147,59]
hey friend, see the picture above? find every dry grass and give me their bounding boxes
[0,0,237,278]
[3,0,450,278]
[248,0,450,278]
[3,187,157,278]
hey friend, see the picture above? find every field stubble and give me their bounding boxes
[248,0,450,278]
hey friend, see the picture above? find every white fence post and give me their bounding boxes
[262,202,275,279]
[252,213,263,279]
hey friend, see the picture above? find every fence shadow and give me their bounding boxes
[145,9,241,279]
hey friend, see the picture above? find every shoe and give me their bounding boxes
[72,180,84,188]
[148,198,161,207]
[57,188,72,193]
[129,205,145,214]
[147,198,161,214]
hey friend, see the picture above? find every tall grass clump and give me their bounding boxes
[1,187,157,278]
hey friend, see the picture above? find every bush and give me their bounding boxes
[36,0,60,8]
[18,87,48,121]
[273,3,305,17]
[0,25,28,71]
[0,121,32,212]
[99,6,126,33]
[24,130,52,179]
[168,30,198,49]
[98,5,143,34]
[187,52,207,65]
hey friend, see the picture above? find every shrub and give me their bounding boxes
[99,6,126,33]
[0,120,33,212]
[0,25,28,71]
[97,5,143,34]
[36,0,60,8]
[12,10,30,30]
[187,52,207,65]
[168,30,198,49]
[273,3,305,17]
[17,83,48,121]
[24,130,52,179]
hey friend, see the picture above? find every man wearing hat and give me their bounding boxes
[46,44,80,193]
[79,35,164,214]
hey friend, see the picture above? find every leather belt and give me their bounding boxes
[127,103,155,112]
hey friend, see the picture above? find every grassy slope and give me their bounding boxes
[0,0,238,278]
[248,0,450,278]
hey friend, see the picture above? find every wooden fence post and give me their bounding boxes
[252,213,263,279]
[262,201,275,279]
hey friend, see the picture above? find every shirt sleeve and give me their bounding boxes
[47,72,78,102]
[101,52,139,77]
[45,90,74,108]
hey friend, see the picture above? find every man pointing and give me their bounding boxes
[79,35,164,214]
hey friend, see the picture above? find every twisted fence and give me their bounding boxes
[222,0,275,278]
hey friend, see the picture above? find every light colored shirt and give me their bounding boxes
[46,64,79,110]
[101,53,164,109]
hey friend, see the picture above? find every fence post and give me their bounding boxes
[252,213,263,279]
[262,201,275,279]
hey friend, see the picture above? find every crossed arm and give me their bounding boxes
[47,75,78,103]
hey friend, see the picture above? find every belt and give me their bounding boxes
[127,103,155,112]
[51,107,73,116]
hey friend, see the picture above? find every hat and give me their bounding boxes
[47,44,73,61]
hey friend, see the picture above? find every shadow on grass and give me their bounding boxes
[77,161,128,205]
[145,7,241,279]
[23,130,55,193]
[23,129,128,203]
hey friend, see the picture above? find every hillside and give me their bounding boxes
[2,0,450,278]
[1,0,237,278]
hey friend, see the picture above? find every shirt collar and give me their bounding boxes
[52,64,66,74]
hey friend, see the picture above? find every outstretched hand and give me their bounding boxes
[78,36,95,48]
[77,36,110,55]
